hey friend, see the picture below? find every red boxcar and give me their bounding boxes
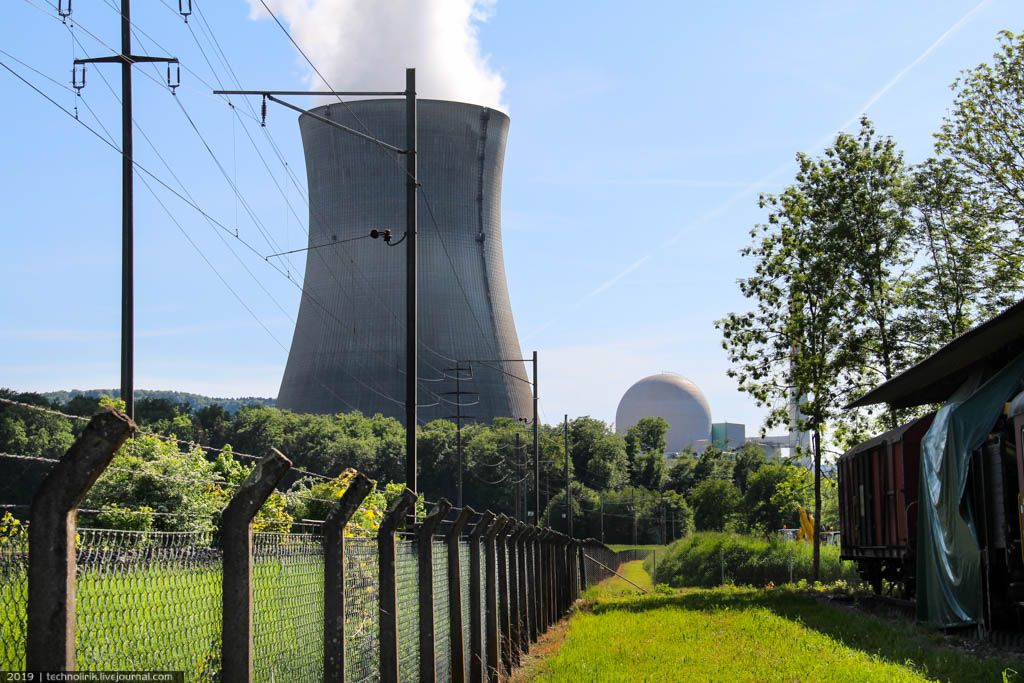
[838,413,934,594]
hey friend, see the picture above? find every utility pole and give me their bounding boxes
[564,414,571,537]
[444,362,477,507]
[514,432,523,521]
[599,494,605,543]
[462,354,538,519]
[533,350,540,524]
[405,68,418,494]
[214,70,418,491]
[72,0,179,420]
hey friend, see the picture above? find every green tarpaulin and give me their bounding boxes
[916,352,1024,627]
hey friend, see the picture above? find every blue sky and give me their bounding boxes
[1,0,1020,432]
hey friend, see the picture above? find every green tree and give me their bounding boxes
[904,157,1020,358]
[84,434,230,533]
[688,478,741,532]
[812,119,914,430]
[664,450,698,496]
[625,417,669,489]
[624,417,669,459]
[692,446,733,486]
[742,463,812,535]
[732,442,768,494]
[718,137,854,578]
[936,30,1024,233]
[0,390,76,507]
[584,437,629,491]
[543,481,599,536]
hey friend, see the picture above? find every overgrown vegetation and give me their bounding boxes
[648,532,859,588]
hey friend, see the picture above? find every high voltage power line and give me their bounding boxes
[8,0,547,475]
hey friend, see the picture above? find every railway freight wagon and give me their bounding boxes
[838,413,933,595]
[843,297,1024,628]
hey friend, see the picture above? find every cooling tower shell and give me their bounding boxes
[277,99,532,424]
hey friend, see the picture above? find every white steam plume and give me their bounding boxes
[249,0,506,111]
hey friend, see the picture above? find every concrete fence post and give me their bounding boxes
[560,536,572,614]
[552,533,564,617]
[537,533,548,633]
[378,489,417,683]
[323,472,374,683]
[446,506,474,683]
[506,523,521,667]
[544,532,556,625]
[418,498,451,683]
[221,448,293,683]
[578,541,588,590]
[483,515,503,683]
[494,515,513,676]
[26,410,135,672]
[468,511,494,683]
[524,528,538,644]
[566,539,578,604]
[515,523,530,655]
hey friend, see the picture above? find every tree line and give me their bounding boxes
[0,390,825,542]
[718,30,1024,576]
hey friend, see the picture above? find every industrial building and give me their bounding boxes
[276,99,532,423]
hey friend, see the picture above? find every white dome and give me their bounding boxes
[615,373,712,454]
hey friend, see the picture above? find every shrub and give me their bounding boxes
[647,531,859,587]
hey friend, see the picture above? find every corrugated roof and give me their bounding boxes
[847,297,1024,409]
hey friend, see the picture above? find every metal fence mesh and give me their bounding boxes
[396,536,419,682]
[459,540,471,682]
[478,544,488,677]
[345,535,379,682]
[75,529,222,680]
[0,525,27,672]
[0,511,602,681]
[253,531,323,683]
[432,539,450,681]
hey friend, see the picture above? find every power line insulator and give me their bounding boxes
[166,61,180,94]
[178,0,192,23]
[58,0,72,20]
[72,63,86,94]
[260,95,267,127]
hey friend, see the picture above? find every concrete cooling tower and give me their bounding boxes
[276,99,532,424]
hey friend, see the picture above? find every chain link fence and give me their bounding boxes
[253,531,324,682]
[458,540,471,682]
[345,534,379,682]
[0,525,27,672]
[0,408,643,681]
[396,535,420,680]
[432,539,451,681]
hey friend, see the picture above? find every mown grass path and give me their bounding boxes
[526,561,1024,682]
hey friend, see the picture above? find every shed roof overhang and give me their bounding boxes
[847,297,1024,409]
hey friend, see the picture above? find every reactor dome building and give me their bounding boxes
[276,99,532,423]
[615,373,713,454]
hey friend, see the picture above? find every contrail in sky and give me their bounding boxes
[524,0,992,341]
